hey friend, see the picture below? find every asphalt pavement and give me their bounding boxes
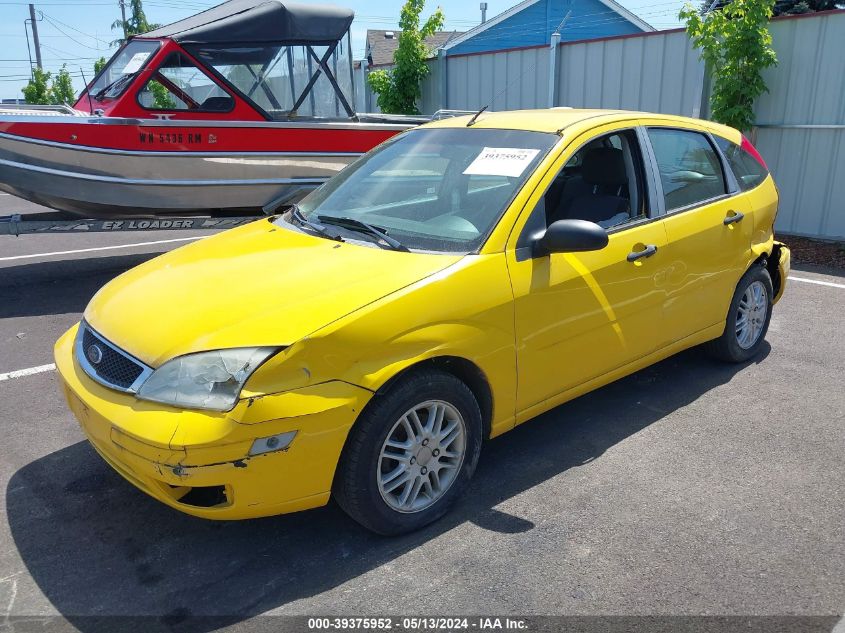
[0,193,843,632]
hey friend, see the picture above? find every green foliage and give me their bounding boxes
[93,57,108,75]
[148,79,176,109]
[700,0,836,15]
[367,0,444,115]
[112,0,160,45]
[773,0,837,14]
[681,0,777,131]
[22,67,52,105]
[51,65,76,105]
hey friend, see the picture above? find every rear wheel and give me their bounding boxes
[333,369,483,535]
[705,265,773,362]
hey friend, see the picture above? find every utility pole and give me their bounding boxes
[28,4,42,70]
[119,0,128,38]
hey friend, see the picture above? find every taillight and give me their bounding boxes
[741,135,768,171]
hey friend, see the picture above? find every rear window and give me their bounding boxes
[714,136,769,191]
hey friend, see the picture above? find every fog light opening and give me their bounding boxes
[249,431,297,456]
[178,485,228,508]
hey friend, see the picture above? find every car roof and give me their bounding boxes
[424,108,739,141]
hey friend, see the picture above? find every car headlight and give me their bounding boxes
[136,347,278,411]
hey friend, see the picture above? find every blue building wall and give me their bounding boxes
[447,0,645,56]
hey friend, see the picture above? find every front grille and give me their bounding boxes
[78,324,147,391]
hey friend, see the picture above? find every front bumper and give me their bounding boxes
[54,324,373,520]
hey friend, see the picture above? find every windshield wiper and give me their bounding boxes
[289,205,343,242]
[93,72,136,101]
[317,215,409,252]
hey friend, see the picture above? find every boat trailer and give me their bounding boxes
[0,210,265,236]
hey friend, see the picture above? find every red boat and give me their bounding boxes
[0,0,426,218]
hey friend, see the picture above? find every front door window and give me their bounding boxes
[509,127,669,413]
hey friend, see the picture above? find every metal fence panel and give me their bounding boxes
[556,30,705,116]
[755,127,845,239]
[447,47,550,111]
[753,12,845,239]
[357,12,845,239]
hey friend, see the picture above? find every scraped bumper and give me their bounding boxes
[54,324,372,520]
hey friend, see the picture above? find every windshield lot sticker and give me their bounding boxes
[122,52,151,74]
[463,147,540,178]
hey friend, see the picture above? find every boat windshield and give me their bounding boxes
[278,128,558,254]
[86,40,161,101]
[185,38,354,120]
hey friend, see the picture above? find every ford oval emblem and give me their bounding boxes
[87,344,104,365]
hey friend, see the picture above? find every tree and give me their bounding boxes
[22,67,52,105]
[112,0,160,45]
[93,57,107,75]
[681,0,778,131]
[148,80,176,109]
[698,0,837,16]
[367,0,444,115]
[772,0,838,14]
[50,65,76,105]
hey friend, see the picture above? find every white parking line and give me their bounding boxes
[789,276,845,289]
[0,236,202,262]
[0,364,56,383]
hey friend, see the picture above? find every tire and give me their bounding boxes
[333,369,483,535]
[705,265,773,363]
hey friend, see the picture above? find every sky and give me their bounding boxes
[0,0,688,101]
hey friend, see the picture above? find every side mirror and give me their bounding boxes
[534,219,609,255]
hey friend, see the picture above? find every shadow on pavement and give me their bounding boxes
[7,344,769,631]
[0,253,164,319]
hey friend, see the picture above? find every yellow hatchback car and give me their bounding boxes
[55,109,790,534]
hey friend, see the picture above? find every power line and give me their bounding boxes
[41,12,106,51]
[40,10,110,46]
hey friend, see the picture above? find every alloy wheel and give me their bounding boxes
[735,280,768,349]
[377,400,467,513]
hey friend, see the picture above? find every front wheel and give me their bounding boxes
[705,265,773,363]
[333,369,483,535]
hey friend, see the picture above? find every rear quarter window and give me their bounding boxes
[714,136,769,191]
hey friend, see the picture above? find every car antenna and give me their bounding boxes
[466,105,488,127]
[79,67,94,115]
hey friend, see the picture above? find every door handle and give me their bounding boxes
[627,244,658,262]
[723,210,745,225]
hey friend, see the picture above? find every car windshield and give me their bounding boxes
[278,127,557,253]
[86,40,160,100]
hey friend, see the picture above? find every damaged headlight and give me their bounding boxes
[137,347,278,411]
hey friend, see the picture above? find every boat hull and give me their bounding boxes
[0,116,411,218]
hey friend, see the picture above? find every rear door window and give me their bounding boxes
[647,128,727,211]
[714,136,769,191]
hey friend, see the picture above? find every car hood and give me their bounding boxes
[84,219,463,367]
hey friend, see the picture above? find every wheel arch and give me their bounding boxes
[748,247,782,301]
[374,356,494,441]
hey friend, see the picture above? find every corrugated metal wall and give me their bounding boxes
[446,46,549,111]
[752,12,845,240]
[556,30,705,116]
[440,30,706,116]
[353,11,845,239]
